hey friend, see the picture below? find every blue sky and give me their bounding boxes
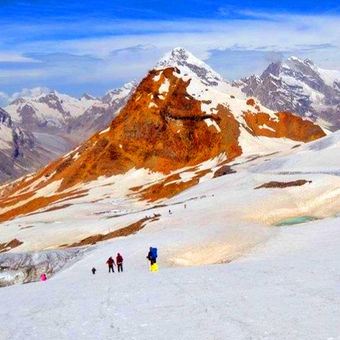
[0,0,339,103]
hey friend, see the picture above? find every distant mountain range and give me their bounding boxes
[234,56,340,131]
[0,82,136,183]
[0,108,54,183]
[1,48,338,184]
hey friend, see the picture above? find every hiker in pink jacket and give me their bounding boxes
[40,273,47,281]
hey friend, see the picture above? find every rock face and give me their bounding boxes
[0,48,325,222]
[244,111,325,141]
[235,57,340,131]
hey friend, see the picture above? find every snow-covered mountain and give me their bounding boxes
[5,83,137,135]
[1,129,339,336]
[0,48,325,244]
[0,108,54,183]
[0,83,136,182]
[5,90,98,130]
[235,57,340,130]
[67,81,137,143]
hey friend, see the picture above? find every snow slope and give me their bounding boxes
[0,126,339,339]
[0,214,338,339]
[252,129,340,174]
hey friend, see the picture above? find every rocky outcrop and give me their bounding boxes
[0,239,23,253]
[213,165,236,178]
[255,180,312,189]
[66,216,160,248]
[243,110,325,142]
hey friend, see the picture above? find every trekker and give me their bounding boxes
[146,247,157,265]
[91,267,96,275]
[40,273,47,281]
[116,253,123,272]
[106,256,115,273]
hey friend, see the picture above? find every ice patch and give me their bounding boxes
[258,124,276,133]
[159,78,170,94]
[153,74,161,82]
[205,119,221,132]
[149,102,158,108]
[99,127,110,135]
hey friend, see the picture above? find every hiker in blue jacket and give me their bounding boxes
[147,247,157,265]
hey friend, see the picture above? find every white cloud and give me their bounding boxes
[0,69,45,80]
[9,87,50,102]
[14,15,339,56]
[0,52,39,63]
[0,91,9,106]
[0,12,339,93]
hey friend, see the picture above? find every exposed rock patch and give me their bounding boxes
[0,239,23,253]
[244,111,325,142]
[255,179,312,189]
[66,216,160,247]
[213,165,236,178]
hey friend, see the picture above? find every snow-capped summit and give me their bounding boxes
[236,56,340,130]
[102,81,137,105]
[81,93,97,101]
[156,47,227,88]
[5,83,137,135]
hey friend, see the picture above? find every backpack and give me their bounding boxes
[151,247,158,259]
